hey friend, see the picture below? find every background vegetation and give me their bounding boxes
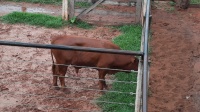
[0,12,93,29]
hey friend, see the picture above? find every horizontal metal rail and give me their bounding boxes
[0,70,137,84]
[0,59,138,73]
[0,103,99,112]
[0,41,143,56]
[0,92,135,106]
[53,75,137,84]
[55,86,136,95]
[54,63,138,73]
[0,76,136,95]
[0,80,135,95]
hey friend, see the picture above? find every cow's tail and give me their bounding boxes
[51,51,56,75]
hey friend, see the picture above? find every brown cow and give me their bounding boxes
[51,35,138,93]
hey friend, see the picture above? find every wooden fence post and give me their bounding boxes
[136,0,142,24]
[69,0,75,19]
[62,0,68,20]
[77,0,105,18]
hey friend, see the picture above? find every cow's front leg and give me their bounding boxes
[59,65,70,94]
[52,64,59,90]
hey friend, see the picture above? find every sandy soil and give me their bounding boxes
[0,1,200,112]
[149,2,200,112]
[0,22,120,112]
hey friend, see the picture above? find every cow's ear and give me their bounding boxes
[131,57,135,63]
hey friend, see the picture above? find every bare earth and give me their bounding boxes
[149,2,200,112]
[0,23,120,111]
[0,1,200,112]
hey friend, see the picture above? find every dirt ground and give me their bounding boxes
[149,2,200,112]
[0,1,200,112]
[0,23,120,111]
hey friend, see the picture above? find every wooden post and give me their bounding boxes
[77,0,105,18]
[135,26,145,112]
[141,0,147,25]
[135,0,142,24]
[62,0,68,20]
[69,0,75,19]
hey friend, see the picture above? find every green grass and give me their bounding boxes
[8,0,62,5]
[68,18,93,29]
[190,0,200,4]
[97,25,142,112]
[8,0,93,7]
[0,12,93,29]
[0,12,65,28]
[169,1,176,6]
[75,2,92,8]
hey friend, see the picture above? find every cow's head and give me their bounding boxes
[125,57,139,72]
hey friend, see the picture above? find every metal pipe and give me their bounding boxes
[54,63,138,73]
[143,0,151,111]
[0,59,138,73]
[0,70,137,84]
[0,41,143,56]
[1,92,134,106]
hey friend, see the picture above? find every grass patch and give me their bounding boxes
[8,0,93,7]
[0,12,93,29]
[8,0,62,5]
[169,1,176,6]
[97,25,142,112]
[68,18,93,29]
[190,0,200,4]
[0,12,65,28]
[75,2,92,8]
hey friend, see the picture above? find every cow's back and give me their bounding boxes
[51,35,120,49]
[51,35,120,67]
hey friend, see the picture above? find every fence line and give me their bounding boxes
[54,63,138,73]
[0,1,151,112]
[0,91,134,106]
[0,103,100,112]
[0,59,138,73]
[0,41,143,56]
[0,41,141,111]
[0,81,135,94]
[0,70,137,84]
[142,0,151,111]
[0,77,136,95]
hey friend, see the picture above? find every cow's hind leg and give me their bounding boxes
[58,65,70,94]
[98,70,108,94]
[52,64,59,90]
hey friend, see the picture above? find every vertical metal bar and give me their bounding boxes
[143,0,151,111]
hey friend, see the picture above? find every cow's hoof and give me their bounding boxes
[61,88,71,94]
[99,91,106,95]
[54,86,60,90]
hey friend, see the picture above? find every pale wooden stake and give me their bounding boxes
[135,0,142,24]
[142,0,147,25]
[77,0,105,18]
[135,26,145,112]
[69,0,75,19]
[62,0,69,20]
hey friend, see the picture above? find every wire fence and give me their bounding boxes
[0,0,150,112]
[0,41,140,111]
